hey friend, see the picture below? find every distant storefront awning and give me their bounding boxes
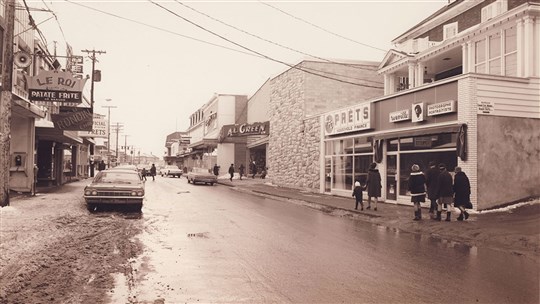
[188,138,218,149]
[36,127,83,144]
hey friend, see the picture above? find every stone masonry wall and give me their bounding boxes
[268,61,383,191]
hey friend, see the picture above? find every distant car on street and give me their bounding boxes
[83,169,145,212]
[160,165,183,178]
[187,167,217,186]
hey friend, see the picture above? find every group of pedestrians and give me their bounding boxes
[140,164,157,181]
[410,161,471,221]
[215,162,266,182]
[352,161,472,221]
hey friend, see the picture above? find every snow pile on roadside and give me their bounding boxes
[0,206,18,214]
[477,198,540,214]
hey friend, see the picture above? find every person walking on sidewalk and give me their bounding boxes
[228,164,235,181]
[425,161,440,217]
[239,164,245,180]
[408,164,426,220]
[352,181,366,210]
[366,162,382,211]
[141,168,147,181]
[453,166,471,221]
[435,163,453,221]
[213,164,220,178]
[150,164,157,181]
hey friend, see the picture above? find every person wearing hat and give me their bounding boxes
[352,181,366,211]
[366,162,382,211]
[435,163,454,221]
[453,166,471,220]
[408,164,426,220]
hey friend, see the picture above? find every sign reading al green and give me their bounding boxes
[26,70,87,103]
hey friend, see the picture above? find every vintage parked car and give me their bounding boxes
[84,169,145,212]
[186,167,217,186]
[160,165,183,178]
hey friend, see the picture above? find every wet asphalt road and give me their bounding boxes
[112,176,539,303]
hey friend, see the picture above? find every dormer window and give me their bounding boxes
[443,22,458,40]
[481,0,508,22]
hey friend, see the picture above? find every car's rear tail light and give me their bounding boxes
[84,190,91,196]
[131,191,137,196]
[91,190,98,196]
[137,191,144,196]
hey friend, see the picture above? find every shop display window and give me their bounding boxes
[388,139,399,152]
[399,133,456,151]
[354,137,371,153]
[332,155,353,190]
[398,151,457,196]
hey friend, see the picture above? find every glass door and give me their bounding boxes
[324,157,331,193]
[386,154,397,201]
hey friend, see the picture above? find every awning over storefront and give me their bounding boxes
[12,98,46,118]
[370,124,460,141]
[188,138,218,150]
[36,127,83,144]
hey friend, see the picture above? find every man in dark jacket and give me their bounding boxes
[453,166,471,221]
[213,164,220,177]
[435,163,453,221]
[150,164,157,181]
[425,161,439,217]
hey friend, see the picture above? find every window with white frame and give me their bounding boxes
[474,26,517,77]
[504,26,517,76]
[481,0,508,22]
[443,22,458,40]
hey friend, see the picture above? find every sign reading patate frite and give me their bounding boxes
[427,100,456,116]
[324,102,372,136]
[26,70,87,103]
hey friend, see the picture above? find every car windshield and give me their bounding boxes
[166,166,179,169]
[192,167,210,174]
[93,171,141,184]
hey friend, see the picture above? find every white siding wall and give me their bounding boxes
[217,96,236,125]
[247,81,271,123]
[476,75,540,118]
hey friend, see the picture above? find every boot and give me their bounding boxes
[445,212,451,222]
[464,211,469,220]
[418,208,422,220]
[433,211,442,221]
[413,210,420,221]
[457,213,464,221]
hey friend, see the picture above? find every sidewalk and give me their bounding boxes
[218,177,540,259]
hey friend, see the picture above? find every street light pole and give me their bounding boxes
[123,134,130,164]
[102,99,116,169]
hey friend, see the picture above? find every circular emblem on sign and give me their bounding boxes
[325,115,334,134]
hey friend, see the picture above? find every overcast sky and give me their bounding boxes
[32,0,447,156]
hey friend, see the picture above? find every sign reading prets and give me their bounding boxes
[79,113,108,138]
[26,70,87,103]
[52,107,93,131]
[219,122,269,142]
[324,102,372,136]
[427,100,456,116]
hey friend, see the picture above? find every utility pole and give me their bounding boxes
[111,122,123,166]
[123,135,130,164]
[0,0,16,207]
[102,102,116,168]
[81,49,105,175]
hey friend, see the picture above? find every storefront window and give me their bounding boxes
[354,138,371,153]
[399,150,457,196]
[388,139,399,152]
[353,155,372,185]
[400,134,456,151]
[333,155,353,190]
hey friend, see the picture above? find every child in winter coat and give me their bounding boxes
[352,181,366,210]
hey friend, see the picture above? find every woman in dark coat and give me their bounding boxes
[366,162,382,211]
[453,166,471,221]
[408,164,426,221]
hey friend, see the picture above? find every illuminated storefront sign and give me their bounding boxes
[26,70,87,103]
[324,102,372,136]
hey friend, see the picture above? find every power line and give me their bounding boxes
[149,1,382,89]
[64,0,262,59]
[41,0,68,46]
[175,1,383,85]
[21,0,49,48]
[259,1,387,53]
